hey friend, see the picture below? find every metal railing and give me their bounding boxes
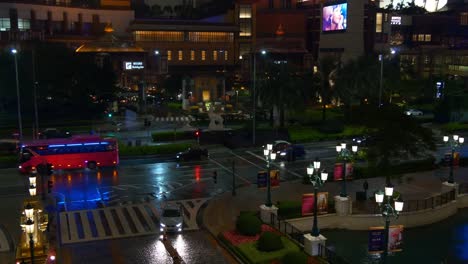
[269,213,304,245]
[318,244,353,264]
[370,189,457,214]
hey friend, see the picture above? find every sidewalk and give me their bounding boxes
[203,166,468,238]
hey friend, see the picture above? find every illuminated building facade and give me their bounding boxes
[129,19,238,103]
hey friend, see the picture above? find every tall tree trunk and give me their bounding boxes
[280,105,285,128]
[322,102,327,121]
[269,108,274,127]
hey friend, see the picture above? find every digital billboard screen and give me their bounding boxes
[322,3,348,32]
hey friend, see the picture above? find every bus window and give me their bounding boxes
[20,149,33,163]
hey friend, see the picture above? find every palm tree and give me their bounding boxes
[313,56,338,121]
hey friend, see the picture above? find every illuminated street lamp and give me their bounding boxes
[443,135,464,184]
[375,185,404,264]
[24,203,34,219]
[264,143,276,207]
[29,174,36,186]
[24,218,35,264]
[29,185,36,197]
[336,143,358,197]
[307,158,328,237]
[11,48,23,140]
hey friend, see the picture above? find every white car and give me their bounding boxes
[405,109,423,116]
[160,204,183,233]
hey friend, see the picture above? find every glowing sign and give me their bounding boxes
[124,61,144,70]
[391,16,401,25]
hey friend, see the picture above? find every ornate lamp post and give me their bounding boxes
[375,186,404,264]
[335,143,358,197]
[263,143,276,207]
[24,203,34,219]
[24,218,35,264]
[307,158,328,237]
[29,185,36,197]
[443,135,464,184]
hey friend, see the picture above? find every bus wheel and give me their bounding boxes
[87,161,97,170]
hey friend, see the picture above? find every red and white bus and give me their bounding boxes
[18,135,119,174]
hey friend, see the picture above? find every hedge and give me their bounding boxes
[353,157,436,179]
[236,236,300,264]
[288,125,366,143]
[236,213,262,236]
[257,232,284,252]
[276,201,302,219]
[281,251,308,264]
[440,122,468,133]
[0,155,17,168]
[151,131,192,142]
[119,143,191,156]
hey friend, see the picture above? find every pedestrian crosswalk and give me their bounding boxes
[59,203,161,244]
[153,116,195,122]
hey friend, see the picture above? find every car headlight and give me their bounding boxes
[176,223,182,227]
[160,223,166,227]
[280,152,286,156]
[176,155,179,158]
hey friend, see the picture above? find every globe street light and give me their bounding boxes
[443,135,464,184]
[24,218,35,264]
[11,48,23,140]
[375,185,404,264]
[264,143,276,207]
[307,158,328,237]
[24,202,34,219]
[29,185,36,197]
[336,143,358,197]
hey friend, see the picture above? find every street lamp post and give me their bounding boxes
[11,49,23,140]
[378,54,383,108]
[336,143,358,198]
[24,218,35,264]
[263,143,276,207]
[252,49,266,146]
[307,158,328,237]
[375,186,404,264]
[443,135,464,184]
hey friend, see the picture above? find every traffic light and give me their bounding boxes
[47,163,53,175]
[195,129,201,144]
[47,180,53,193]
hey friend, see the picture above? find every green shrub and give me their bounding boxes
[281,251,308,264]
[353,158,435,179]
[440,122,468,133]
[152,131,191,142]
[257,232,284,252]
[318,120,344,134]
[236,214,262,236]
[237,237,300,264]
[277,201,302,219]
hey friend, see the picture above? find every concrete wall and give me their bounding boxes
[319,0,365,62]
[288,194,468,231]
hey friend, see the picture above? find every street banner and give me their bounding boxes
[444,152,459,167]
[257,171,268,189]
[333,163,353,181]
[368,225,404,254]
[270,170,280,188]
[301,192,329,216]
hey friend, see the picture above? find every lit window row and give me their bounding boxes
[412,34,431,42]
[135,31,234,42]
[0,18,30,31]
[166,50,229,61]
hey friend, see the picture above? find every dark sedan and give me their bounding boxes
[176,147,209,162]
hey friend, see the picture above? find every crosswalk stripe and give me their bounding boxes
[128,207,146,233]
[92,210,106,237]
[68,213,79,241]
[60,213,70,243]
[80,212,93,239]
[115,208,133,234]
[137,204,157,231]
[103,209,120,236]
[148,203,160,219]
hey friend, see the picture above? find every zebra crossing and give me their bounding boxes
[153,116,195,122]
[59,198,210,244]
[59,203,161,244]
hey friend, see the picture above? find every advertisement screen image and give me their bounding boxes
[322,3,348,32]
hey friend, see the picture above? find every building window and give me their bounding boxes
[239,5,252,18]
[17,19,30,31]
[134,31,184,42]
[418,34,424,42]
[239,20,252,37]
[188,32,234,42]
[461,12,468,25]
[425,34,431,42]
[201,50,206,61]
[167,50,172,61]
[224,51,228,61]
[0,18,11,31]
[178,50,183,60]
[190,50,195,61]
[376,13,383,33]
[213,50,218,60]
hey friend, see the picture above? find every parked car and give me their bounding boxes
[404,109,423,116]
[176,147,209,162]
[38,128,71,139]
[272,140,305,161]
[160,204,183,233]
